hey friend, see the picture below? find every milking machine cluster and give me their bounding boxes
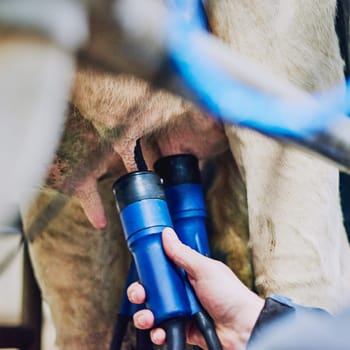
[3,0,350,347]
[110,154,222,350]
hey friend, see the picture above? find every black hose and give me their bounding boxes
[136,329,154,350]
[194,311,222,350]
[134,138,148,171]
[110,316,155,350]
[163,318,186,350]
[109,314,129,350]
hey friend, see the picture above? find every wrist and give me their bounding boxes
[219,291,264,349]
[238,292,265,347]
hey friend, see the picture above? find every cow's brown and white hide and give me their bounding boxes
[206,0,350,311]
[20,0,350,349]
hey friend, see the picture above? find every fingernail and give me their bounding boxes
[164,227,176,240]
[129,291,136,302]
[151,332,161,344]
[136,314,146,327]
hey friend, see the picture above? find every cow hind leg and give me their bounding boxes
[22,177,132,349]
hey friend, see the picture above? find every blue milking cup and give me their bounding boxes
[112,171,191,327]
[154,154,222,350]
[154,154,210,257]
[154,154,208,316]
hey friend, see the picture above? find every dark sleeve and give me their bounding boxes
[247,295,329,349]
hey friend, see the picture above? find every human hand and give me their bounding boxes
[127,227,264,349]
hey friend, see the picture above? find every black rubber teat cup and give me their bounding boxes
[113,171,165,212]
[154,154,209,256]
[154,154,201,186]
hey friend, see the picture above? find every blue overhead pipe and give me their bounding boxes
[164,0,350,171]
[168,0,345,134]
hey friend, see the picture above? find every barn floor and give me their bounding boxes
[0,233,55,349]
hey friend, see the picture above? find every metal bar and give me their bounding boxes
[21,242,42,350]
[0,326,34,349]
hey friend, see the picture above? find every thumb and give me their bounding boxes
[162,227,211,281]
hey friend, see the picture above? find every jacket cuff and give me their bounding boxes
[247,294,330,349]
[247,295,296,348]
